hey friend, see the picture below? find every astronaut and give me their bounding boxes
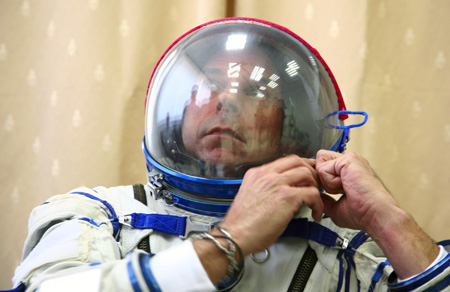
[9,18,450,292]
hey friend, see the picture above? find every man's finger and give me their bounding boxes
[283,165,320,188]
[296,186,324,222]
[316,149,342,166]
[268,155,315,174]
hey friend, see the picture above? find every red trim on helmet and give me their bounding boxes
[145,17,348,120]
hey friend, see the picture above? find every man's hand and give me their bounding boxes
[195,155,324,284]
[315,150,440,279]
[315,150,398,233]
[221,155,323,257]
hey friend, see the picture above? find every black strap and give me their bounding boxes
[133,184,147,205]
[132,184,151,253]
[287,246,318,292]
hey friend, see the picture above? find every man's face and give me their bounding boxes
[181,50,283,173]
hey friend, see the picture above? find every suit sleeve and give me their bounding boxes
[387,241,450,292]
[12,188,214,292]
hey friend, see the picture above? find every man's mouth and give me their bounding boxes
[206,127,246,143]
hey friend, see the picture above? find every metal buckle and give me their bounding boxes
[336,236,349,250]
[118,214,133,227]
[181,215,212,239]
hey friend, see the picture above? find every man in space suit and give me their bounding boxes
[9,18,450,292]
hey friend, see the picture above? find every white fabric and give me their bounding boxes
[431,245,448,267]
[13,220,81,285]
[13,185,450,291]
[150,241,215,291]
[38,268,102,292]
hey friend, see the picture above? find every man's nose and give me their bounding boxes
[216,89,239,113]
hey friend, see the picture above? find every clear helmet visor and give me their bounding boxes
[145,19,345,179]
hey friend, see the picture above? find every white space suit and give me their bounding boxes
[11,184,450,291]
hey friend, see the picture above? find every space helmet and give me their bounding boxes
[142,17,366,216]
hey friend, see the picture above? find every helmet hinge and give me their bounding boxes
[147,172,176,205]
[147,172,165,200]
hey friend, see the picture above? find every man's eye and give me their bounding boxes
[245,89,266,98]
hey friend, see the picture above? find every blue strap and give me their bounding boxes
[128,213,186,236]
[326,110,369,129]
[336,251,345,292]
[334,231,369,292]
[282,218,340,247]
[345,231,369,259]
[368,260,391,292]
[121,213,342,248]
[127,259,143,292]
[139,253,163,292]
[345,255,353,292]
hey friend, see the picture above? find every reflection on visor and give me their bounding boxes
[226,34,247,50]
[180,50,284,177]
[198,64,281,101]
[145,20,345,179]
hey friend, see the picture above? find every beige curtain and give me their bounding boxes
[1,0,449,287]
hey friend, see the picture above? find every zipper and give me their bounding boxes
[287,246,318,292]
[137,236,151,253]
